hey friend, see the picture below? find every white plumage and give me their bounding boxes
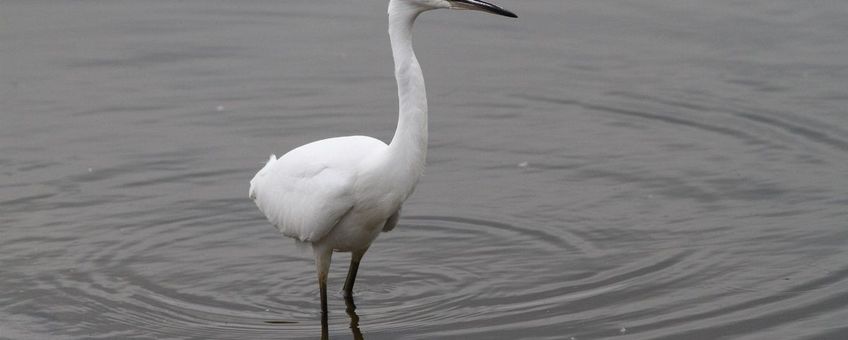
[248,0,516,314]
[250,136,389,242]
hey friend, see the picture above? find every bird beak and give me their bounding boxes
[449,0,517,18]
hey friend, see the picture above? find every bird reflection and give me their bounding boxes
[320,295,364,340]
[345,295,364,340]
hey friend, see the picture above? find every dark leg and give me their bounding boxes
[342,249,367,298]
[314,245,332,315]
[320,311,329,340]
[319,271,328,314]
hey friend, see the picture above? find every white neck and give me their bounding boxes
[387,3,428,179]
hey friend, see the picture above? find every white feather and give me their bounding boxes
[250,136,387,242]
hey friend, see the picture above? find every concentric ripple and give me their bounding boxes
[5,204,718,340]
[1,208,713,340]
[3,0,848,339]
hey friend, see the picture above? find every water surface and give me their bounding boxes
[2,0,848,339]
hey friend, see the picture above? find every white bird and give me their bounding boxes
[249,0,516,314]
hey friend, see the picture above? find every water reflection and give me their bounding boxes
[320,296,363,340]
[345,296,365,340]
[3,0,848,339]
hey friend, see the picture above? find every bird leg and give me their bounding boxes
[319,272,328,314]
[320,311,329,340]
[314,245,333,315]
[342,249,367,298]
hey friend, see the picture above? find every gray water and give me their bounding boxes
[2,0,848,339]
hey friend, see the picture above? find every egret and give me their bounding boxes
[249,0,516,314]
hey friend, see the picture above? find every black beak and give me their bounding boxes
[452,0,518,18]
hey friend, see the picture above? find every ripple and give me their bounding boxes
[4,0,848,338]
[1,210,705,339]
[7,193,846,340]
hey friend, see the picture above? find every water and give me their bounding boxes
[2,0,847,339]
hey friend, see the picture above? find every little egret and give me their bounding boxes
[249,0,516,314]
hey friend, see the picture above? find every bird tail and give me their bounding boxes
[249,154,277,200]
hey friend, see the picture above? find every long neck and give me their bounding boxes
[387,5,428,175]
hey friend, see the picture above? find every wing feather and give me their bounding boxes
[249,136,386,242]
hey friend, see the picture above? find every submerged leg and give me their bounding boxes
[342,248,367,298]
[313,244,333,315]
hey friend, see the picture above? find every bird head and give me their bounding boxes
[393,0,517,18]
